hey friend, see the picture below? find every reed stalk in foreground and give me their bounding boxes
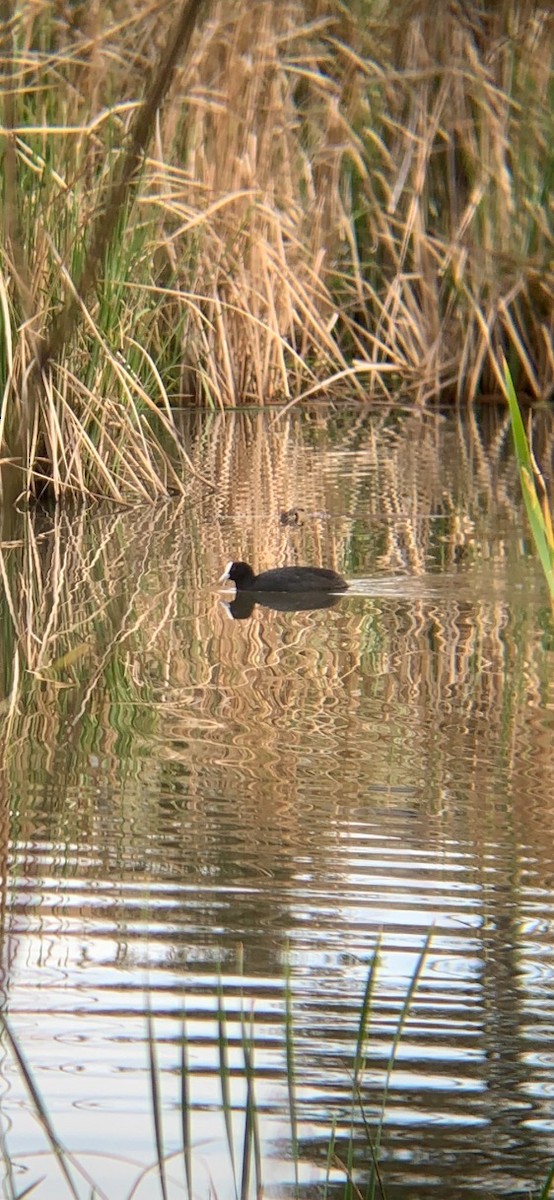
[3,948,554,1199]
[1,0,209,500]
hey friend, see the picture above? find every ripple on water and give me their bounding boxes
[3,409,554,1199]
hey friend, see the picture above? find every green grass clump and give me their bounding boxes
[3,944,554,1198]
[504,358,554,607]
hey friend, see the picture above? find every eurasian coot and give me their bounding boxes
[219,561,348,593]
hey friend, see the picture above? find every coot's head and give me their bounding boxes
[219,561,255,588]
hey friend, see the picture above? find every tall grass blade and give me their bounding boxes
[39,0,208,372]
[357,1093,386,1200]
[347,945,381,1200]
[239,1054,252,1200]
[353,944,381,1089]
[239,1012,262,1200]
[503,358,554,602]
[0,1014,106,1200]
[7,1181,46,1199]
[146,1008,168,1200]
[382,933,432,1114]
[179,1010,193,1200]
[0,1082,18,1200]
[363,934,432,1200]
[331,1151,365,1200]
[323,1118,338,1200]
[284,956,299,1184]
[216,980,238,1197]
[538,1158,554,1200]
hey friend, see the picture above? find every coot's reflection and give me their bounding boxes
[224,590,344,621]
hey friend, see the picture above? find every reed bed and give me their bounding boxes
[0,0,552,498]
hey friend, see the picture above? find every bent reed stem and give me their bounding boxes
[38,0,208,372]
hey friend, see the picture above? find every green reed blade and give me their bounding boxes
[503,358,554,599]
[0,1014,106,1200]
[284,955,299,1184]
[323,1117,337,1200]
[216,979,238,1198]
[146,1008,168,1200]
[179,1010,193,1200]
[356,1087,387,1200]
[538,1157,554,1200]
[354,942,381,1089]
[239,1012,262,1200]
[350,942,382,1200]
[8,1181,46,1199]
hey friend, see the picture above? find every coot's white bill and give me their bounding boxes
[219,562,234,584]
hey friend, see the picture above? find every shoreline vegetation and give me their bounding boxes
[0,0,553,498]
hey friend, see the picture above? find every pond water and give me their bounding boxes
[1,407,553,1200]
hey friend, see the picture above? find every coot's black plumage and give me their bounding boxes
[219,561,348,593]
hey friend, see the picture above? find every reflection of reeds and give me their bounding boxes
[0,412,551,815]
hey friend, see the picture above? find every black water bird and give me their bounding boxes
[219,561,348,593]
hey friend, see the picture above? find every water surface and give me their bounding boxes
[1,407,553,1198]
